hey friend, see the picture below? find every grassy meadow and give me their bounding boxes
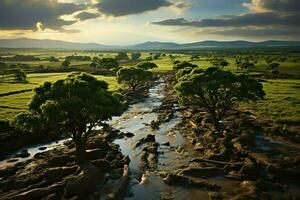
[0,49,299,130]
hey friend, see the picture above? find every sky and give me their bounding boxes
[0,0,299,45]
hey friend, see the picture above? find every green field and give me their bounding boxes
[0,49,299,130]
[0,72,118,121]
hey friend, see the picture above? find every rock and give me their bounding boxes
[162,142,170,146]
[85,148,107,160]
[48,155,74,167]
[163,173,220,190]
[64,164,103,199]
[194,143,204,151]
[86,138,110,150]
[91,159,111,171]
[44,166,78,182]
[15,150,30,158]
[123,131,135,138]
[2,182,64,200]
[179,167,224,178]
[6,158,19,163]
[38,147,47,151]
[0,166,18,177]
[135,134,156,147]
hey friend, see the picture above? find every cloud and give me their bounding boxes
[0,0,85,31]
[152,12,300,28]
[151,0,300,39]
[75,12,101,21]
[95,0,174,17]
[244,0,300,12]
[211,27,300,38]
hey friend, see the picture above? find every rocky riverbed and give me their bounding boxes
[0,74,300,200]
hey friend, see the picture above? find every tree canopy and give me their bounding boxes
[14,73,123,158]
[173,61,198,71]
[62,60,70,68]
[115,52,129,61]
[131,52,141,61]
[175,67,265,131]
[98,58,119,70]
[210,58,229,68]
[137,62,158,70]
[117,67,152,90]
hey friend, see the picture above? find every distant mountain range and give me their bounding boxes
[1,38,300,50]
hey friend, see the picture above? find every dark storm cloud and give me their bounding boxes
[75,12,101,21]
[0,0,85,31]
[95,0,172,17]
[152,12,300,28]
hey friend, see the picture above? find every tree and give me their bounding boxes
[169,55,176,63]
[153,53,161,60]
[62,60,70,68]
[48,56,59,62]
[210,58,229,68]
[173,61,197,71]
[98,58,119,70]
[14,69,27,83]
[268,62,280,70]
[175,67,265,131]
[90,62,97,68]
[131,52,141,61]
[115,52,129,61]
[0,62,7,69]
[137,62,158,70]
[14,73,123,159]
[117,67,152,91]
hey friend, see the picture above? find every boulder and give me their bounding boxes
[15,150,30,158]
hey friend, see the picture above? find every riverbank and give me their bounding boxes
[153,73,300,199]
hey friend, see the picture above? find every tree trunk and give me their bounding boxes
[211,114,221,133]
[74,138,86,160]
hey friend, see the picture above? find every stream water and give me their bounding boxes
[109,79,239,199]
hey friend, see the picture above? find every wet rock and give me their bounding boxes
[239,158,259,178]
[135,134,156,147]
[14,150,30,158]
[162,142,170,146]
[163,173,220,190]
[48,155,74,167]
[38,147,47,151]
[86,138,110,150]
[64,164,103,199]
[150,120,160,130]
[123,131,135,138]
[2,182,64,200]
[179,166,224,178]
[85,148,107,160]
[0,166,18,177]
[44,166,78,182]
[6,158,19,163]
